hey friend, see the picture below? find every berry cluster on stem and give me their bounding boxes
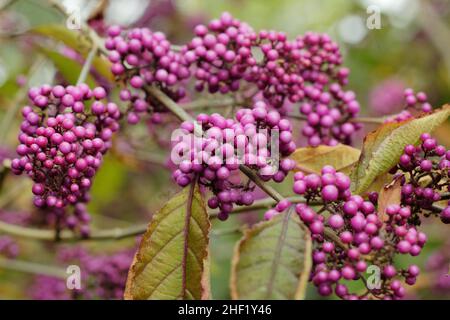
[11,84,120,236]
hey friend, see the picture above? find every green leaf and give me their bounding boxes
[87,155,127,215]
[124,182,211,300]
[31,24,113,81]
[351,106,450,194]
[37,47,96,87]
[290,144,361,174]
[230,210,312,300]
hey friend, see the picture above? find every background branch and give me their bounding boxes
[0,257,66,278]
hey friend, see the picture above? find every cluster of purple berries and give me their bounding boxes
[384,89,432,124]
[172,101,295,220]
[104,12,361,146]
[249,30,301,107]
[404,88,432,113]
[11,84,120,235]
[183,12,256,94]
[289,166,425,299]
[384,110,414,124]
[425,241,450,295]
[106,25,189,124]
[292,32,360,146]
[29,246,134,300]
[395,133,450,224]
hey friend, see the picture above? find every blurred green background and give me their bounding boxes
[0,0,449,299]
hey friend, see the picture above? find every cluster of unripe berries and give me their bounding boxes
[11,84,120,235]
[172,100,295,220]
[30,246,134,299]
[105,12,361,146]
[395,133,450,224]
[285,166,425,299]
[106,25,189,124]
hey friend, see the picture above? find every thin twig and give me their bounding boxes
[349,117,385,125]
[0,196,315,241]
[238,164,284,202]
[181,96,241,110]
[76,43,97,85]
[288,114,385,125]
[440,192,450,200]
[0,220,148,242]
[146,86,195,123]
[211,226,241,237]
[295,164,316,175]
[0,257,66,278]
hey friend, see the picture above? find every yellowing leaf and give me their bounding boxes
[290,144,361,174]
[31,24,113,81]
[230,210,312,300]
[38,47,96,88]
[377,175,402,222]
[351,105,450,194]
[124,182,211,300]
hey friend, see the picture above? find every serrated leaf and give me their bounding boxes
[351,106,450,194]
[124,182,211,300]
[290,144,361,174]
[230,210,312,300]
[31,24,113,81]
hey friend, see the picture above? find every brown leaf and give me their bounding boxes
[377,175,403,222]
[290,144,361,174]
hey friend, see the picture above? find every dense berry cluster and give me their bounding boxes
[288,166,425,299]
[292,33,360,146]
[105,12,361,146]
[11,84,120,235]
[29,246,134,300]
[172,101,295,220]
[395,133,450,224]
[106,26,190,124]
[183,12,256,93]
